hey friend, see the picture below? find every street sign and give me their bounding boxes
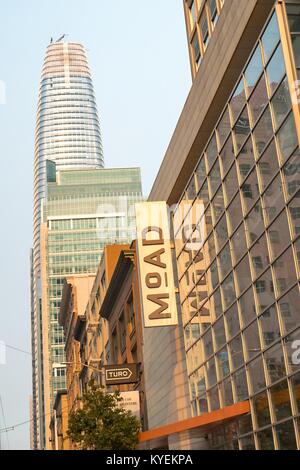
[104,363,139,385]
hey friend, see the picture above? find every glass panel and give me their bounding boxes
[273,247,297,297]
[206,134,218,171]
[229,335,244,370]
[220,376,234,406]
[276,420,297,450]
[288,192,300,238]
[245,200,264,244]
[244,320,261,359]
[208,160,221,197]
[270,380,292,422]
[290,372,300,414]
[233,107,251,153]
[271,76,291,130]
[187,175,197,200]
[285,327,300,375]
[241,167,259,214]
[287,4,300,33]
[220,135,235,177]
[291,36,300,68]
[223,161,239,206]
[235,254,252,296]
[230,78,246,123]
[198,180,210,209]
[257,140,279,192]
[213,316,226,350]
[259,304,281,348]
[211,186,224,225]
[239,287,257,326]
[245,45,264,93]
[215,214,229,251]
[253,391,271,428]
[216,347,230,379]
[250,234,269,280]
[266,44,286,93]
[221,273,236,309]
[203,329,214,358]
[227,192,243,235]
[249,73,269,126]
[255,268,275,314]
[265,341,286,384]
[208,386,220,411]
[261,12,280,62]
[267,210,291,261]
[282,149,300,201]
[233,367,248,401]
[248,355,266,394]
[225,303,240,339]
[262,173,285,224]
[277,112,298,163]
[195,157,206,190]
[257,428,275,450]
[278,285,300,335]
[217,108,231,150]
[206,357,217,387]
[253,106,273,158]
[231,224,248,265]
[237,137,255,183]
[218,243,232,280]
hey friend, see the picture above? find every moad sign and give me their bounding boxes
[135,202,178,328]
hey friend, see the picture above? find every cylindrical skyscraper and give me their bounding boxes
[31,40,103,449]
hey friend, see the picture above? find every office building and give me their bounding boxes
[40,166,142,448]
[145,0,300,450]
[32,40,103,449]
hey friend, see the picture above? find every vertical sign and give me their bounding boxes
[135,202,178,328]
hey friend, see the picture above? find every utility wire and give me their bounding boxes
[0,395,10,449]
[0,404,69,434]
[5,344,31,356]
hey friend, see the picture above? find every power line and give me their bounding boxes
[5,344,31,356]
[0,395,10,449]
[0,404,68,434]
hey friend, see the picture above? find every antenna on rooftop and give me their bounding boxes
[56,34,66,43]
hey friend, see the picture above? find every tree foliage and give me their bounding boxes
[67,380,140,450]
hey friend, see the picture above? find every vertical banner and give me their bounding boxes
[135,202,178,328]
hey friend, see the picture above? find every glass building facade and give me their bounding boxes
[184,0,226,78]
[175,3,300,450]
[32,41,102,449]
[41,165,142,445]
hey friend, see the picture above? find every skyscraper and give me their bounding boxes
[32,40,104,449]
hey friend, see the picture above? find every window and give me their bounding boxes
[127,296,135,332]
[119,313,126,352]
[209,0,218,26]
[189,0,197,29]
[192,33,201,66]
[200,11,209,49]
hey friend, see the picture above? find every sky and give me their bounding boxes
[0,0,191,450]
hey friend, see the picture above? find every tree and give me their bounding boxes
[67,380,140,450]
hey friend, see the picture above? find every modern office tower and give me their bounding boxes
[145,0,300,450]
[40,165,142,448]
[32,39,101,449]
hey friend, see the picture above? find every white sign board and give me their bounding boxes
[135,202,178,328]
[119,391,140,421]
